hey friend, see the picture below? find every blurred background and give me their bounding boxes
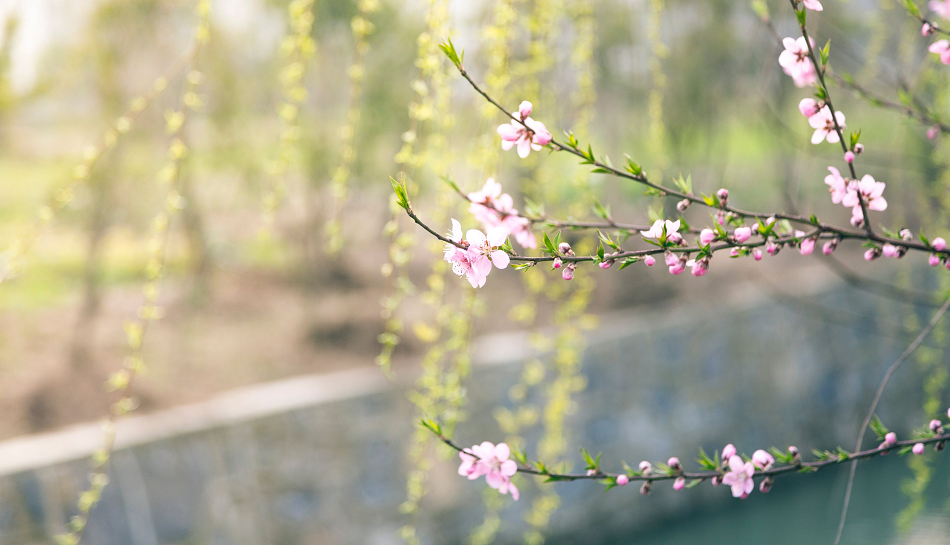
[0,0,949,543]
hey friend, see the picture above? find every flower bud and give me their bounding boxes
[673,476,686,491]
[665,251,679,267]
[928,125,940,140]
[730,248,740,257]
[844,151,854,164]
[930,419,944,433]
[700,229,715,245]
[676,199,691,212]
[851,215,865,228]
[558,242,573,256]
[937,441,946,452]
[788,445,800,461]
[766,242,780,256]
[716,210,726,226]
[711,475,721,487]
[799,98,820,117]
[639,461,652,475]
[562,264,575,281]
[616,474,629,486]
[899,228,913,241]
[930,254,941,267]
[716,188,729,203]
[933,237,947,251]
[722,444,737,460]
[864,247,881,261]
[587,469,597,476]
[924,22,935,36]
[518,101,533,119]
[553,257,563,269]
[759,477,773,494]
[599,260,613,269]
[882,244,900,258]
[640,481,652,495]
[753,249,763,261]
[854,143,864,154]
[751,449,774,470]
[885,432,897,445]
[734,227,752,243]
[667,457,682,471]
[822,239,838,255]
[912,442,925,455]
[668,232,684,245]
[644,255,656,266]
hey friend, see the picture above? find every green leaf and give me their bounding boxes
[648,206,663,223]
[390,176,410,211]
[438,37,463,69]
[624,154,643,176]
[541,232,557,255]
[618,256,640,270]
[795,7,806,27]
[593,200,610,221]
[819,40,831,67]
[869,415,890,440]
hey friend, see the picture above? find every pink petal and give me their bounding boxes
[491,250,509,269]
[494,443,510,461]
[501,459,517,476]
[497,123,520,141]
[517,138,531,158]
[466,229,487,246]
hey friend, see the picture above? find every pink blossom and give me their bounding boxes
[929,40,950,65]
[912,443,925,455]
[825,167,848,204]
[928,124,941,139]
[809,106,846,144]
[645,255,656,266]
[470,442,519,499]
[444,221,510,288]
[734,227,752,243]
[458,447,483,479]
[721,455,755,498]
[753,249,763,261]
[882,243,900,258]
[468,178,537,249]
[843,175,887,221]
[673,476,686,491]
[722,444,737,460]
[664,251,679,267]
[931,0,950,19]
[844,151,855,163]
[497,104,552,158]
[616,474,629,486]
[930,254,942,267]
[751,449,774,470]
[802,0,823,10]
[641,219,681,240]
[779,37,818,87]
[933,237,947,251]
[795,231,815,255]
[885,432,897,445]
[799,98,821,117]
[669,259,686,275]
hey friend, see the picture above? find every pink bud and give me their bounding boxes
[518,101,533,119]
[854,143,864,154]
[947,407,950,420]
[734,227,752,243]
[667,457,681,470]
[912,443,925,455]
[562,266,575,281]
[885,432,897,445]
[616,474,629,486]
[759,477,773,493]
[930,254,941,267]
[878,442,889,454]
[711,475,721,487]
[639,461,652,474]
[730,248,740,257]
[664,251,679,267]
[644,256,656,266]
[844,151,855,163]
[716,188,729,202]
[700,228,715,245]
[668,232,683,245]
[928,124,940,140]
[558,242,573,255]
[882,243,900,258]
[669,262,686,275]
[864,248,880,261]
[930,419,943,432]
[788,445,800,460]
[722,444,737,460]
[924,22,935,36]
[640,481,652,495]
[799,98,820,117]
[799,238,815,256]
[753,249,763,261]
[933,237,946,251]
[673,476,685,491]
[599,260,613,269]
[676,199,690,212]
[751,449,774,470]
[822,240,837,255]
[587,469,597,476]
[553,257,563,269]
[766,242,780,256]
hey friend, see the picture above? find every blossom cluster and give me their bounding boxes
[822,167,886,227]
[457,441,519,499]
